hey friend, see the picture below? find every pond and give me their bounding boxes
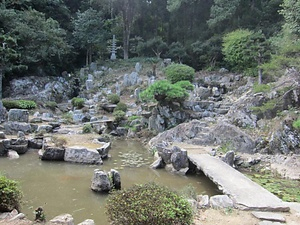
[0,139,219,224]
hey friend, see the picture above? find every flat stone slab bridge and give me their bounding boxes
[188,153,290,212]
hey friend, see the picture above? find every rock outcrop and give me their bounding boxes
[64,146,102,164]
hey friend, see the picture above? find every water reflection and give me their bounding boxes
[0,140,219,224]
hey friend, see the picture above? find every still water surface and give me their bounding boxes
[0,140,219,224]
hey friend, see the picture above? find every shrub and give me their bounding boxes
[106,182,193,225]
[128,115,142,122]
[253,83,272,93]
[113,110,126,123]
[293,119,300,130]
[82,123,93,133]
[140,80,190,104]
[114,102,128,112]
[61,112,73,124]
[71,97,85,109]
[0,175,23,212]
[107,94,120,104]
[174,80,194,91]
[2,99,37,109]
[45,101,57,110]
[164,63,195,84]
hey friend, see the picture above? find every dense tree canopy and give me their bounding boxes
[0,0,296,83]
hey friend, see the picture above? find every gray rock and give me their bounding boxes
[0,140,7,156]
[170,148,189,171]
[135,62,142,73]
[251,212,286,222]
[222,151,235,167]
[197,195,210,208]
[109,169,121,190]
[4,121,32,135]
[64,146,102,164]
[0,132,6,139]
[86,79,94,91]
[91,169,111,192]
[150,157,166,169]
[8,109,29,122]
[8,213,26,222]
[258,221,285,225]
[28,138,43,149]
[77,219,95,225]
[187,199,198,213]
[210,195,234,209]
[0,101,7,122]
[96,142,111,159]
[39,147,65,161]
[123,72,139,87]
[49,214,74,225]
[7,150,19,159]
[37,125,53,133]
[9,138,28,154]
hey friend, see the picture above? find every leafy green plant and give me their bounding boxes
[2,99,37,109]
[114,102,128,112]
[251,99,278,114]
[164,63,195,84]
[71,97,85,109]
[61,112,73,124]
[45,101,57,110]
[0,174,23,212]
[253,83,272,93]
[107,94,120,104]
[292,119,300,130]
[106,182,193,225]
[82,123,93,133]
[127,115,142,122]
[113,110,126,123]
[140,80,192,104]
[51,136,67,147]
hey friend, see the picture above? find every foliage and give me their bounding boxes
[106,182,193,225]
[0,174,23,212]
[253,83,272,93]
[140,80,192,104]
[167,42,188,63]
[279,0,300,36]
[72,8,108,65]
[174,81,194,91]
[45,101,57,110]
[107,94,120,104]
[113,110,126,123]
[114,102,128,112]
[61,112,73,124]
[292,119,300,130]
[82,123,93,133]
[2,99,36,109]
[247,172,300,202]
[71,97,85,109]
[222,29,270,76]
[136,37,168,58]
[251,99,278,114]
[127,115,142,122]
[164,64,195,84]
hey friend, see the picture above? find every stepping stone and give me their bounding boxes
[252,212,286,222]
[258,221,285,225]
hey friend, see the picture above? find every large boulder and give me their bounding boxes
[48,214,74,225]
[4,121,32,135]
[91,169,111,192]
[149,120,256,154]
[96,142,111,159]
[64,146,102,164]
[8,109,29,123]
[0,101,7,122]
[39,147,65,160]
[0,140,8,156]
[9,137,28,154]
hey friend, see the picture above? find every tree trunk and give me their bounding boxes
[86,48,89,67]
[258,68,262,85]
[0,69,2,100]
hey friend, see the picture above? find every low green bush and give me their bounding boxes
[113,110,126,123]
[253,83,271,93]
[293,119,300,130]
[140,80,191,104]
[71,97,85,109]
[2,99,37,109]
[106,182,193,225]
[107,94,120,104]
[0,174,23,212]
[114,102,128,112]
[164,63,195,84]
[45,101,57,110]
[82,123,93,133]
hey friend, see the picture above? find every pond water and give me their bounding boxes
[0,140,219,224]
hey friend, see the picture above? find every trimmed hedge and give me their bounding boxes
[2,99,37,109]
[164,64,195,84]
